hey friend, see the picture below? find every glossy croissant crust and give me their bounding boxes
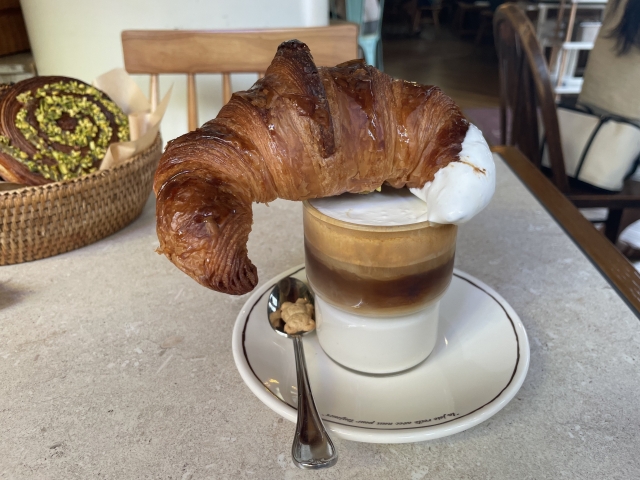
[154,40,469,295]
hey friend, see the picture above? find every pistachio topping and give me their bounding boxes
[2,80,130,181]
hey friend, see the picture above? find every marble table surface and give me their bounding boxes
[1,154,639,479]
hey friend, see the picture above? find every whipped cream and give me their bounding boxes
[309,123,495,226]
[409,123,495,224]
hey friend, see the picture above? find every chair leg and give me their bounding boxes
[412,9,422,33]
[453,5,463,34]
[445,1,454,21]
[618,208,640,239]
[475,20,486,44]
[361,41,377,68]
[432,8,441,30]
[605,209,623,243]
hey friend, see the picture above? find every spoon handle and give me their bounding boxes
[291,335,338,469]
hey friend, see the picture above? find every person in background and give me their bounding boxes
[579,0,640,257]
[578,0,640,124]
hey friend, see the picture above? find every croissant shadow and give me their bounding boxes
[0,280,29,310]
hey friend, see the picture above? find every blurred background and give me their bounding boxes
[5,0,640,259]
[0,0,609,145]
[0,0,606,143]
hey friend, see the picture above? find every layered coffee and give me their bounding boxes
[304,187,457,317]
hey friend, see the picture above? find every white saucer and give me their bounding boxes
[232,265,530,444]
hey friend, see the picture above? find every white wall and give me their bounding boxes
[21,0,329,144]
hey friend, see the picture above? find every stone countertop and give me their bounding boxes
[1,154,639,479]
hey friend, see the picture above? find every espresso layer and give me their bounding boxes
[303,202,457,269]
[305,240,455,316]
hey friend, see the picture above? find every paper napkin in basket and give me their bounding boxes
[93,68,172,170]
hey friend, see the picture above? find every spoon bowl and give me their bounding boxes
[267,276,315,338]
[267,276,337,470]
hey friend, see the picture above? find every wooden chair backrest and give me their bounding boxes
[121,25,359,131]
[493,4,569,193]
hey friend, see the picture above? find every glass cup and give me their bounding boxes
[303,200,457,374]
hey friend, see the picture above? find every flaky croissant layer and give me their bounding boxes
[154,40,469,295]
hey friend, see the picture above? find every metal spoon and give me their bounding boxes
[267,276,338,470]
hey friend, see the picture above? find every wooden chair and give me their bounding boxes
[121,25,358,132]
[411,0,443,32]
[475,9,494,45]
[493,4,640,243]
[454,1,490,37]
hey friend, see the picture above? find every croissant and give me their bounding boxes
[154,40,469,295]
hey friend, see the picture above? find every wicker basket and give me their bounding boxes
[0,134,162,265]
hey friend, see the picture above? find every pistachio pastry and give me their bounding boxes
[0,83,11,103]
[0,76,129,185]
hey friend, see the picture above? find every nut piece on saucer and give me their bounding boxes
[270,298,315,334]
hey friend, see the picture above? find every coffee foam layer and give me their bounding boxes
[309,187,430,226]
